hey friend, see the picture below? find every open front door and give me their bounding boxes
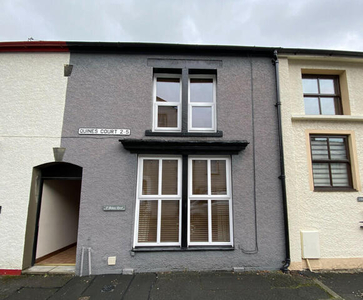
[23,162,82,269]
[34,179,81,265]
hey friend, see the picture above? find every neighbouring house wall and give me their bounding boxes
[0,53,70,270]
[279,56,363,270]
[36,180,81,258]
[61,53,285,275]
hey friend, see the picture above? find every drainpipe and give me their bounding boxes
[273,50,291,273]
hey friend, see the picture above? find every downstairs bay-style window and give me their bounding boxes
[134,156,232,248]
[310,135,352,190]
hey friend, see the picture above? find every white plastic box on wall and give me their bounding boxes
[301,230,320,259]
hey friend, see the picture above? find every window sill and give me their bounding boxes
[313,187,358,192]
[291,115,363,122]
[132,246,234,252]
[145,130,223,137]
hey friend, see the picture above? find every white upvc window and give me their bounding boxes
[188,156,233,246]
[152,74,182,132]
[134,156,182,247]
[152,73,217,133]
[188,75,217,132]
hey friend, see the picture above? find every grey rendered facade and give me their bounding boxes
[58,45,285,275]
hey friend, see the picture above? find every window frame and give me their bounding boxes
[309,134,353,190]
[302,74,342,115]
[134,156,182,247]
[152,74,182,132]
[187,156,233,246]
[134,155,233,248]
[152,71,217,134]
[188,74,217,132]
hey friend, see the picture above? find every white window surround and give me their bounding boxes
[152,73,217,133]
[188,156,233,246]
[134,155,233,248]
[152,74,182,132]
[134,156,182,247]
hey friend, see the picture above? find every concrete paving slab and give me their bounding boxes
[0,275,72,299]
[1,270,362,300]
[49,276,95,300]
[151,271,331,300]
[150,272,200,300]
[81,274,133,299]
[5,287,59,300]
[315,272,363,300]
[123,273,156,300]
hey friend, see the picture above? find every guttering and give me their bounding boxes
[0,41,68,52]
[273,50,291,273]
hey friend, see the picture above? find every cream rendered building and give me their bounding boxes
[278,50,363,270]
[0,43,70,274]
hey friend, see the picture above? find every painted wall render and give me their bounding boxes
[279,56,363,270]
[0,53,70,270]
[61,53,286,274]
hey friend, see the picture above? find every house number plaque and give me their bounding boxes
[103,205,126,211]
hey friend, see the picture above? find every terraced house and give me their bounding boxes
[278,48,363,271]
[0,42,286,275]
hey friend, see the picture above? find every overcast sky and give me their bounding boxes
[1,0,363,51]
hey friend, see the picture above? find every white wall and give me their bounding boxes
[0,52,70,269]
[279,56,363,269]
[36,180,81,258]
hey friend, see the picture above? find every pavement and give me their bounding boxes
[1,270,363,300]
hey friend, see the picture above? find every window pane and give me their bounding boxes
[142,160,159,195]
[212,201,230,242]
[138,201,158,243]
[302,78,318,93]
[156,78,180,103]
[320,97,336,115]
[192,160,208,194]
[158,106,178,128]
[192,107,212,128]
[312,163,330,186]
[319,79,335,94]
[160,200,179,242]
[331,163,349,187]
[329,138,347,160]
[311,138,329,160]
[162,160,178,195]
[304,97,320,115]
[211,160,227,195]
[190,78,213,103]
[190,200,208,242]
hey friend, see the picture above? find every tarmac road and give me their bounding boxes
[1,270,362,300]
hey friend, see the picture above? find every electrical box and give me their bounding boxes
[108,256,116,266]
[301,230,320,259]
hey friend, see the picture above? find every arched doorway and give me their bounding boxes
[23,162,82,270]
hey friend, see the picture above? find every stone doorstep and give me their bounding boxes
[22,265,75,275]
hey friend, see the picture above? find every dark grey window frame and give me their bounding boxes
[310,134,353,191]
[303,74,342,115]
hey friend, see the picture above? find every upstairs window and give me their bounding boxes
[302,75,342,115]
[189,75,216,132]
[153,71,216,133]
[153,75,182,131]
[310,135,352,189]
